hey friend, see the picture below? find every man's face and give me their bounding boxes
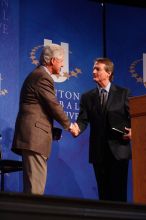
[52,57,64,75]
[93,62,111,86]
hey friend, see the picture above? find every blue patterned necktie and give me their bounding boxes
[100,89,107,111]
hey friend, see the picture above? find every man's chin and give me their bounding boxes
[93,78,98,83]
[52,72,59,75]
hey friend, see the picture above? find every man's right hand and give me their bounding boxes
[69,123,80,137]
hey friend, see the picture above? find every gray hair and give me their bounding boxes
[39,44,64,65]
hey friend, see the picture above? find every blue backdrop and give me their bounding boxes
[0,0,146,202]
[0,0,20,191]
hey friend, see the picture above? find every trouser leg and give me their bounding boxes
[22,150,47,195]
[93,149,129,202]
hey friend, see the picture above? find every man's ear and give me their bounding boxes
[108,71,112,77]
[50,57,55,65]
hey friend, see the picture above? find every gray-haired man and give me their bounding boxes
[12,44,72,194]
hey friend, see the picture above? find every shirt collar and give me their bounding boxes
[41,65,52,76]
[97,82,111,93]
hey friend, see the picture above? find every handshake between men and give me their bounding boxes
[69,123,80,137]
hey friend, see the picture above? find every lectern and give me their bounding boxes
[129,95,146,204]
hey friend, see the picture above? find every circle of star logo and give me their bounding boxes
[129,59,145,86]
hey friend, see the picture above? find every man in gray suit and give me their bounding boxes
[12,44,72,194]
[72,58,132,202]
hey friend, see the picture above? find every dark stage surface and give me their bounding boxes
[0,192,146,220]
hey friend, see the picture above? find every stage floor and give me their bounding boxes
[0,192,146,220]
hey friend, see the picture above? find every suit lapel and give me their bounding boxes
[91,88,102,113]
[90,85,117,114]
[106,84,117,111]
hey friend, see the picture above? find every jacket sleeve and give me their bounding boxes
[125,88,131,128]
[76,94,89,133]
[36,75,70,130]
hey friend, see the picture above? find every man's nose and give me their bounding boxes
[62,60,64,67]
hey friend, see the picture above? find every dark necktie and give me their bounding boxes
[100,89,107,111]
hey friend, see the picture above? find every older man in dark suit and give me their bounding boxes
[12,44,73,194]
[73,58,132,202]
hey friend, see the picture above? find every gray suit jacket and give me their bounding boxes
[77,84,131,163]
[12,66,70,158]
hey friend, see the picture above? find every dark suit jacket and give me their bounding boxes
[76,84,131,163]
[12,66,70,158]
